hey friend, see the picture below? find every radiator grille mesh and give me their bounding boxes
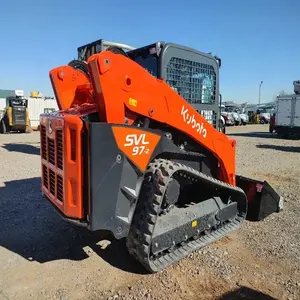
[165,57,216,105]
[41,125,64,203]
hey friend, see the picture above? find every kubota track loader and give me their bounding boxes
[40,39,283,273]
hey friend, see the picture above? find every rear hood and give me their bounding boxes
[232,112,240,120]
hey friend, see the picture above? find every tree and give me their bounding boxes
[278,90,287,96]
[278,90,293,96]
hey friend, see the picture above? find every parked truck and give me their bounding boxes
[271,83,300,137]
[223,102,249,125]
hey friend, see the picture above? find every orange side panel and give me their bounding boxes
[87,51,236,185]
[63,115,84,218]
[49,65,93,110]
[112,127,161,172]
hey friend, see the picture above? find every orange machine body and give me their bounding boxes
[43,49,237,220]
[49,65,94,110]
[41,67,97,219]
[39,43,282,274]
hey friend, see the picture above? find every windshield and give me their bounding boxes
[258,107,274,114]
[127,45,159,78]
[9,99,27,106]
[225,106,235,112]
[132,54,158,78]
[225,106,242,113]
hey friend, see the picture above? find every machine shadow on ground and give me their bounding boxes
[229,131,300,141]
[228,132,277,139]
[219,286,277,300]
[256,144,300,153]
[2,143,40,155]
[0,177,147,275]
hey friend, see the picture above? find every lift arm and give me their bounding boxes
[86,50,237,185]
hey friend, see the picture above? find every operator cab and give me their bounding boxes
[77,39,222,130]
[6,96,28,108]
[6,96,28,125]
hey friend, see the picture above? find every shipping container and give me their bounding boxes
[27,97,58,128]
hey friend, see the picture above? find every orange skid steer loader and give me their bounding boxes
[40,39,283,273]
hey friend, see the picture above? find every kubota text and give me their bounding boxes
[181,105,207,138]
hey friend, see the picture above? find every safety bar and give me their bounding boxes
[101,40,136,51]
[77,39,136,61]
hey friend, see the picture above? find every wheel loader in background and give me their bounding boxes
[40,39,283,273]
[0,90,31,134]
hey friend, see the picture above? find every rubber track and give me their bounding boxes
[126,158,248,273]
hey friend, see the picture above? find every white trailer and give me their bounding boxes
[27,97,59,128]
[274,94,300,137]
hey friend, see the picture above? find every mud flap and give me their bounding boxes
[236,175,283,221]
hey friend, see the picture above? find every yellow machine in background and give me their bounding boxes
[0,95,31,133]
[30,91,42,98]
[246,103,275,125]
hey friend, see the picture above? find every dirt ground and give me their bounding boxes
[0,124,299,300]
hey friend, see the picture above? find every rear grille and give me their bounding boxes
[48,138,55,165]
[41,125,47,159]
[57,175,63,202]
[12,107,26,124]
[49,169,55,195]
[43,165,48,189]
[41,124,64,203]
[56,130,63,170]
[40,116,84,219]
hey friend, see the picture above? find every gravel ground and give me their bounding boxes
[0,124,299,300]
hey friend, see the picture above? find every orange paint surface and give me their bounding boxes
[112,126,161,172]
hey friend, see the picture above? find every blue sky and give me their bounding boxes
[0,0,299,104]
